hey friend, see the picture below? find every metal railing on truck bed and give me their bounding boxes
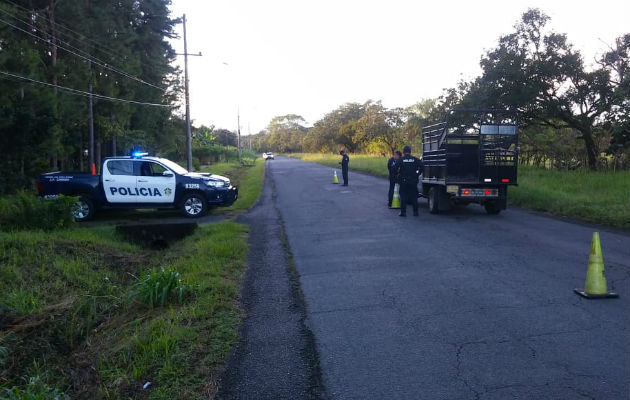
[421,109,519,185]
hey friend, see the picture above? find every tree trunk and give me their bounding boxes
[96,140,101,174]
[581,128,598,171]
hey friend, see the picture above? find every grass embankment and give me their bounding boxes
[509,166,629,230]
[0,223,248,399]
[288,153,629,230]
[202,158,265,212]
[287,153,389,178]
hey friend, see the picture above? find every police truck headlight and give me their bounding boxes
[205,179,225,188]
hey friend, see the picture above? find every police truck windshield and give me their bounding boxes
[158,158,189,175]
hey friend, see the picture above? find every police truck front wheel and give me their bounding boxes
[428,187,439,214]
[181,193,207,218]
[72,196,95,221]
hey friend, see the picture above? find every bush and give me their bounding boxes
[130,267,191,309]
[1,376,64,400]
[192,145,259,165]
[0,192,76,231]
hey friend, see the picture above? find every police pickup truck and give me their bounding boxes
[36,153,237,221]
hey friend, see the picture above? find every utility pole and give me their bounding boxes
[88,60,94,173]
[237,107,242,164]
[248,123,252,150]
[183,14,192,171]
[178,14,202,171]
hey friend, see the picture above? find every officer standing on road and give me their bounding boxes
[387,150,402,207]
[339,150,349,186]
[397,145,423,217]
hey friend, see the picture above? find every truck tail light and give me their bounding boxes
[501,178,510,183]
[36,180,44,194]
[461,188,498,197]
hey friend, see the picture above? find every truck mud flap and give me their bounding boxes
[437,188,452,211]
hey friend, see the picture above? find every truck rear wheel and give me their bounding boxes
[428,187,439,214]
[181,193,207,218]
[72,196,95,221]
[484,201,501,215]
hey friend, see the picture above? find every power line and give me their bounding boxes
[0,70,174,107]
[0,15,167,92]
[0,7,177,97]
[0,8,117,71]
[1,0,129,61]
[1,0,176,79]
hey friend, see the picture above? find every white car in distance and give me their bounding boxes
[262,152,274,160]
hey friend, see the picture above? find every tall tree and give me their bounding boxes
[472,8,621,170]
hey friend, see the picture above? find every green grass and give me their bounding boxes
[288,153,630,230]
[202,158,266,212]
[287,153,389,178]
[0,222,249,399]
[509,165,629,230]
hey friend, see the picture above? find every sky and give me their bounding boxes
[168,0,629,134]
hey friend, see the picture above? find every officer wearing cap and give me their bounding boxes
[339,150,349,186]
[396,145,423,217]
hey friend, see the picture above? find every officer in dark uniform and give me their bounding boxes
[397,145,423,217]
[339,150,349,186]
[387,150,402,207]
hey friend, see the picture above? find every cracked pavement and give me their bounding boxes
[271,157,629,400]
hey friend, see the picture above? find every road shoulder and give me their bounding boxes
[216,162,326,400]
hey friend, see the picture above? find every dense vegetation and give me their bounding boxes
[0,223,249,399]
[252,10,629,172]
[0,0,247,194]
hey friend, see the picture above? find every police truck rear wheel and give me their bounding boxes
[181,193,207,218]
[72,196,94,221]
[428,187,439,214]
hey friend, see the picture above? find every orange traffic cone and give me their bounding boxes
[574,232,618,299]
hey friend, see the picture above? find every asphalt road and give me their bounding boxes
[217,165,324,400]
[269,156,629,400]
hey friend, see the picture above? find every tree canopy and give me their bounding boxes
[250,9,628,171]
[0,0,183,193]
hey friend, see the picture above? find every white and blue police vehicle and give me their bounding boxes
[36,152,237,221]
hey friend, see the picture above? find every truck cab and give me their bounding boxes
[421,109,518,214]
[37,154,238,221]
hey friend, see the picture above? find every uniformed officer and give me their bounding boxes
[397,145,423,217]
[339,150,349,186]
[387,150,402,207]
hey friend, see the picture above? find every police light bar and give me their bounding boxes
[131,151,148,158]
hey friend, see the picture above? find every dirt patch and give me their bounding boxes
[68,351,100,400]
[5,297,76,333]
[116,222,198,249]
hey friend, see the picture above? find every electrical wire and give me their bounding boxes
[0,70,174,107]
[0,0,177,78]
[0,15,167,92]
[0,8,120,72]
[1,0,130,61]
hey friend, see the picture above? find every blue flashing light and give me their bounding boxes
[131,151,148,158]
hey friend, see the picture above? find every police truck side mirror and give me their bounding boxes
[162,171,174,177]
